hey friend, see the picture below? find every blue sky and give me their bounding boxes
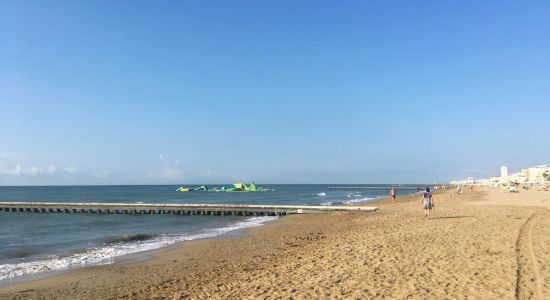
[1,0,549,185]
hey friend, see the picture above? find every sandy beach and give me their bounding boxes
[1,187,550,299]
[3,1,548,298]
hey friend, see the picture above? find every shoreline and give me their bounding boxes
[0,190,397,287]
[0,214,279,287]
[4,188,548,298]
[0,192,408,290]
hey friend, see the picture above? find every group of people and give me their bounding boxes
[389,187,434,219]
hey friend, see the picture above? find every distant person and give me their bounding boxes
[421,187,434,219]
[389,188,396,204]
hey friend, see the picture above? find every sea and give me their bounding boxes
[0,184,409,284]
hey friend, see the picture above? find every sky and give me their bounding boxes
[1,0,549,185]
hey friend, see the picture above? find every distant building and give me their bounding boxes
[521,168,529,179]
[450,164,550,187]
[450,177,475,186]
[500,166,508,178]
[522,165,550,183]
[475,178,490,186]
[489,176,501,186]
[508,172,527,184]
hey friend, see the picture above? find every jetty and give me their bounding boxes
[0,202,378,217]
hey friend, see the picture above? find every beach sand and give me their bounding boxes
[1,188,550,299]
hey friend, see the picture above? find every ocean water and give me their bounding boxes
[0,184,401,284]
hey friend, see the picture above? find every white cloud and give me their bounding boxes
[0,164,23,176]
[0,164,59,176]
[26,166,41,176]
[46,165,58,174]
[63,166,78,174]
[149,156,185,181]
[0,161,81,178]
[0,155,113,184]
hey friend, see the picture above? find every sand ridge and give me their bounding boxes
[1,188,550,299]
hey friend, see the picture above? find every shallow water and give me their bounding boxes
[0,184,406,283]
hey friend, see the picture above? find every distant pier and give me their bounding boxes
[0,202,378,216]
[328,185,430,191]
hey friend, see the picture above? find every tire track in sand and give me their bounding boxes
[515,212,543,300]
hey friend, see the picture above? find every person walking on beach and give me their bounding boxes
[421,187,434,219]
[389,188,396,205]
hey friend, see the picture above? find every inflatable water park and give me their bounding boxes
[176,182,273,193]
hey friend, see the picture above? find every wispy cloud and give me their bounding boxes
[0,164,75,177]
[149,155,185,181]
[0,155,79,178]
[0,165,24,176]
[46,165,57,174]
[63,166,79,174]
[201,170,213,178]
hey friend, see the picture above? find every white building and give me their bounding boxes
[508,172,527,184]
[475,178,491,186]
[489,176,501,187]
[450,164,550,187]
[500,166,508,178]
[522,165,550,183]
[450,177,475,186]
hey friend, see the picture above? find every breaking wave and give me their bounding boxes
[343,197,377,205]
[0,216,277,282]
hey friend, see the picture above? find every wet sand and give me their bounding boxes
[1,188,550,299]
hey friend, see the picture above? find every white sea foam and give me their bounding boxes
[343,197,376,205]
[320,201,333,206]
[346,192,361,198]
[0,216,277,282]
[316,192,326,196]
